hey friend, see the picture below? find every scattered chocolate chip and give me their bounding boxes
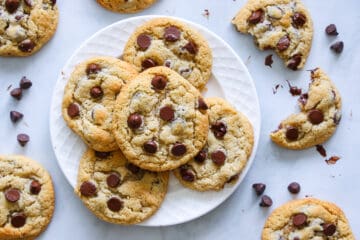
[308,109,324,124]
[18,39,35,52]
[180,166,195,182]
[265,54,273,67]
[95,151,110,159]
[292,12,307,27]
[197,98,208,111]
[137,34,152,50]
[24,0,32,7]
[5,0,20,14]
[277,36,290,51]
[30,180,41,195]
[164,26,181,42]
[127,163,140,174]
[80,181,97,196]
[19,76,32,89]
[5,188,20,202]
[259,195,273,207]
[86,63,101,75]
[325,156,340,165]
[194,149,207,163]
[211,150,226,166]
[316,145,327,157]
[107,197,123,212]
[293,213,307,227]
[287,54,302,71]
[11,213,26,228]
[10,88,22,100]
[10,111,23,123]
[330,41,344,54]
[286,80,302,96]
[323,223,337,236]
[159,106,175,121]
[211,121,227,139]
[17,134,29,147]
[288,182,301,194]
[202,9,210,19]
[143,140,158,154]
[106,173,121,188]
[141,58,158,70]
[298,93,308,105]
[151,75,167,90]
[325,24,338,36]
[50,0,56,5]
[127,113,142,129]
[90,86,103,99]
[252,183,266,196]
[286,127,299,141]
[67,103,80,118]
[171,143,187,156]
[183,41,198,54]
[248,9,264,24]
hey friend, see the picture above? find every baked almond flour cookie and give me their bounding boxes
[0,0,58,57]
[262,198,355,240]
[113,66,209,172]
[123,17,212,91]
[0,155,54,240]
[75,149,169,225]
[174,98,254,191]
[232,0,313,70]
[62,56,138,152]
[271,68,341,150]
[96,0,157,13]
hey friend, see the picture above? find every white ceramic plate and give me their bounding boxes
[49,15,261,227]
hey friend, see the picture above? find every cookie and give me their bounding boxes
[75,149,169,225]
[112,66,209,172]
[96,0,157,13]
[62,56,138,152]
[0,0,58,57]
[0,155,55,240]
[123,17,213,91]
[232,0,313,70]
[174,98,254,191]
[271,68,342,149]
[262,198,355,240]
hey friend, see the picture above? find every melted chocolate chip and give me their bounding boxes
[211,121,227,139]
[287,54,302,71]
[67,103,80,118]
[50,0,56,6]
[5,0,20,14]
[330,41,344,54]
[286,127,299,141]
[107,197,123,212]
[106,173,121,188]
[194,149,207,163]
[293,213,307,227]
[323,223,336,236]
[127,113,142,129]
[159,106,175,121]
[286,80,302,96]
[265,54,273,67]
[30,180,42,195]
[126,163,140,174]
[227,174,239,183]
[287,182,301,194]
[137,34,152,50]
[325,24,339,36]
[20,76,32,89]
[80,181,97,196]
[10,111,23,123]
[18,39,35,52]
[292,12,307,27]
[142,58,158,70]
[197,98,208,110]
[11,213,26,228]
[180,166,195,182]
[211,150,226,166]
[90,86,103,99]
[164,26,181,42]
[143,140,158,154]
[248,9,264,24]
[86,63,101,75]
[259,195,273,207]
[308,109,324,124]
[5,188,20,202]
[95,151,110,159]
[171,143,187,156]
[252,183,266,196]
[183,41,198,54]
[17,133,29,147]
[10,88,22,100]
[151,75,167,90]
[277,36,290,51]
[298,93,309,105]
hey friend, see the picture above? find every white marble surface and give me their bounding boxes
[0,0,359,239]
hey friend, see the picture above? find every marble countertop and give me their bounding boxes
[0,0,359,239]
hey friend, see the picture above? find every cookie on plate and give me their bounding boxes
[0,155,55,240]
[174,98,254,191]
[123,17,213,91]
[262,198,355,240]
[75,149,169,225]
[0,0,58,57]
[232,0,313,70]
[62,56,138,152]
[271,68,341,149]
[112,66,209,172]
[96,0,157,13]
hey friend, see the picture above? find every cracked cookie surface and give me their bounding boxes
[270,68,341,150]
[232,0,313,70]
[112,66,209,172]
[262,198,355,240]
[62,56,138,152]
[75,149,169,225]
[0,0,58,56]
[174,98,254,191]
[0,155,54,240]
[96,0,157,13]
[123,17,213,91]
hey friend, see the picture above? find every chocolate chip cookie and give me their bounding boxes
[62,56,138,152]
[112,66,209,172]
[75,149,169,225]
[0,155,55,239]
[174,98,254,191]
[0,0,58,56]
[262,198,355,240]
[232,0,313,70]
[271,68,342,149]
[123,17,213,91]
[96,0,157,13]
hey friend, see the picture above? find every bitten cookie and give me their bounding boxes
[75,149,169,225]
[174,98,254,191]
[123,17,213,91]
[96,0,157,13]
[271,68,342,149]
[62,56,138,152]
[0,155,55,240]
[0,0,58,57]
[262,198,355,240]
[112,66,209,172]
[232,0,313,70]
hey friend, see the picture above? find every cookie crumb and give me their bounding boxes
[325,156,340,165]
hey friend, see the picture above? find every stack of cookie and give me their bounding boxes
[61,17,254,224]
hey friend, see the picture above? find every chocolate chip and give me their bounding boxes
[171,143,187,156]
[5,188,20,202]
[50,0,56,5]
[17,134,29,147]
[86,63,101,75]
[277,36,290,51]
[292,12,307,27]
[18,39,35,52]
[159,106,175,121]
[67,103,80,118]
[227,174,239,183]
[197,98,208,110]
[30,180,41,194]
[333,111,342,125]
[293,213,307,227]
[180,166,195,182]
[298,93,308,105]
[10,111,23,123]
[265,54,273,68]
[286,127,299,141]
[107,197,123,212]
[137,34,152,50]
[286,80,302,96]
[10,88,22,100]
[15,15,23,20]
[316,144,327,157]
[24,0,32,7]
[164,60,172,68]
[90,86,103,99]
[252,183,266,196]
[330,41,344,54]
[19,76,32,89]
[259,195,273,207]
[106,173,121,188]
[127,163,140,174]
[308,109,324,124]
[142,58,158,70]
[80,181,97,196]
[143,140,158,154]
[287,54,302,71]
[183,41,198,54]
[248,9,264,24]
[194,149,207,163]
[323,223,337,236]
[325,24,338,36]
[211,121,227,139]
[11,213,26,228]
[164,26,181,42]
[287,182,301,194]
[95,151,110,159]
[127,113,142,129]
[151,75,167,90]
[211,150,226,166]
[5,0,20,13]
